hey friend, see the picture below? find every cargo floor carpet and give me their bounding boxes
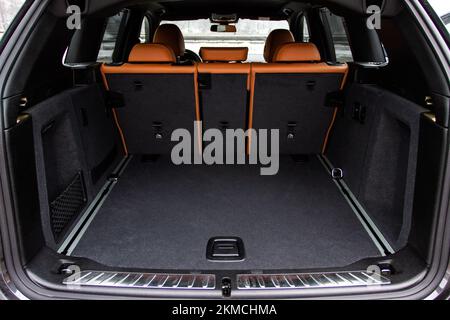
[71,155,381,270]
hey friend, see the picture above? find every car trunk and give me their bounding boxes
[11,76,432,294]
[1,0,449,301]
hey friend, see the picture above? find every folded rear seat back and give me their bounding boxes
[249,42,348,155]
[101,44,199,155]
[198,47,251,156]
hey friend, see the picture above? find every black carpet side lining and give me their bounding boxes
[70,155,382,271]
[318,155,393,255]
[57,156,132,254]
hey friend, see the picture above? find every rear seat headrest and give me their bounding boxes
[272,43,322,63]
[199,47,249,62]
[153,24,186,58]
[128,44,176,63]
[263,29,295,62]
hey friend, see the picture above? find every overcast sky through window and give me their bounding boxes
[428,0,450,16]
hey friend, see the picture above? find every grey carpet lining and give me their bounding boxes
[71,155,381,271]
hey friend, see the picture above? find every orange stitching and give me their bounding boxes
[100,66,129,156]
[321,66,349,154]
[194,63,203,155]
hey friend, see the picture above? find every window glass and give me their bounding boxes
[139,17,151,43]
[428,0,450,33]
[0,0,26,41]
[302,16,310,42]
[160,19,290,62]
[97,11,126,63]
[322,9,353,62]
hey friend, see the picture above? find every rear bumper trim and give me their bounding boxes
[237,271,390,290]
[63,270,216,290]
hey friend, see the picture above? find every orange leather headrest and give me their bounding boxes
[263,29,295,62]
[272,43,321,63]
[153,24,185,57]
[199,47,249,62]
[128,44,176,63]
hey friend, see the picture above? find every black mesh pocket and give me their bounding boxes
[49,172,87,239]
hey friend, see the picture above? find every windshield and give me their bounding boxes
[160,19,290,62]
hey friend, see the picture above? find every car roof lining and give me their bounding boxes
[48,0,404,19]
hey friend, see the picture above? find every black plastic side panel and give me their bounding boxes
[2,94,24,130]
[65,18,107,64]
[345,16,387,63]
[409,116,448,263]
[431,93,450,129]
[4,116,45,263]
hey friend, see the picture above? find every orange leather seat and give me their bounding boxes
[153,24,186,61]
[263,29,295,62]
[199,47,249,63]
[101,41,347,157]
[127,43,176,63]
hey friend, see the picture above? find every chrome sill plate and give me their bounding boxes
[237,271,390,290]
[63,271,216,290]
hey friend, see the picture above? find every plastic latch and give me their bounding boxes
[331,168,344,180]
[221,278,232,297]
[287,122,296,139]
[152,122,163,139]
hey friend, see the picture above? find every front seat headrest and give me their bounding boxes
[153,24,186,58]
[263,29,295,62]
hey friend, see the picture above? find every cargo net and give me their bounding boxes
[49,172,86,238]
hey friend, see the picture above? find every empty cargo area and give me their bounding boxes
[67,155,382,271]
[3,0,449,300]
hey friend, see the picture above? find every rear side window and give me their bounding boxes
[301,16,310,42]
[0,0,25,41]
[97,11,126,63]
[322,9,353,62]
[428,0,450,33]
[139,16,151,43]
